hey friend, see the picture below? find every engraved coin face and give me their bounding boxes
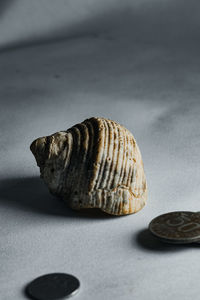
[149,211,200,244]
[26,273,80,300]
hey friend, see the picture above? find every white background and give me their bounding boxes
[1,1,200,299]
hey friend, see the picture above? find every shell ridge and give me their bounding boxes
[100,119,114,190]
[88,118,104,192]
[126,138,134,188]
[127,137,135,213]
[83,120,94,199]
[121,133,129,186]
[109,121,118,187]
[116,126,127,185]
[95,119,108,190]
[66,126,81,200]
[106,121,118,189]
[134,143,143,198]
[122,134,133,194]
[107,123,124,214]
[63,133,73,169]
[110,124,121,189]
[75,123,89,201]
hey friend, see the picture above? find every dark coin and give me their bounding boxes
[149,211,200,244]
[26,273,80,300]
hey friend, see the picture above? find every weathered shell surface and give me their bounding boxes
[30,117,147,215]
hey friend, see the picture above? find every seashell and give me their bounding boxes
[30,117,147,215]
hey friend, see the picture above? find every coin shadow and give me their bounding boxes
[135,229,191,252]
[0,176,116,220]
[23,285,33,300]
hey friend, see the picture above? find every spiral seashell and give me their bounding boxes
[30,117,147,215]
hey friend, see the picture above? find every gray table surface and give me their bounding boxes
[1,2,200,299]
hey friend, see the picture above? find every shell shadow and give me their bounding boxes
[0,176,116,220]
[134,228,197,252]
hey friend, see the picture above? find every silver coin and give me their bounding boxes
[149,211,200,244]
[26,273,80,300]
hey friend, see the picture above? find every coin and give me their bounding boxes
[26,273,80,300]
[149,211,200,244]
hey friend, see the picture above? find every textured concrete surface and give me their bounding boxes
[1,1,200,299]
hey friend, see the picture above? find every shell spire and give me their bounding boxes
[30,117,147,215]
